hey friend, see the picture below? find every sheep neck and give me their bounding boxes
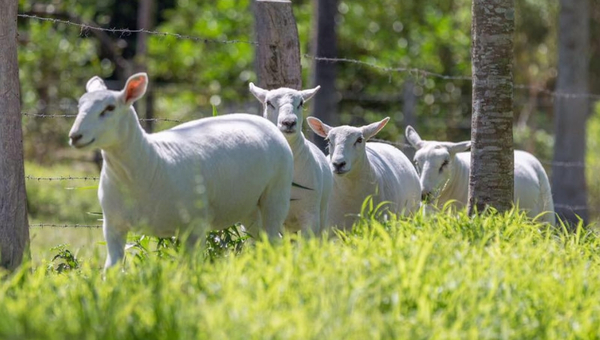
[438,153,469,205]
[335,150,374,190]
[101,109,155,186]
[285,131,306,154]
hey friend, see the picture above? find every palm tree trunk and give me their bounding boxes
[467,0,515,215]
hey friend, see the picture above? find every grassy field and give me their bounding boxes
[2,209,600,339]
[18,160,600,339]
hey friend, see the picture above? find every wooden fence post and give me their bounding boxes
[0,0,30,269]
[253,0,302,90]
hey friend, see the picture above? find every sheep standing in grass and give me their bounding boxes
[307,117,421,230]
[69,73,294,269]
[405,125,555,225]
[249,83,333,235]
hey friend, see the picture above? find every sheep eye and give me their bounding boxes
[100,105,115,117]
[267,101,275,109]
[297,100,304,109]
[355,137,364,145]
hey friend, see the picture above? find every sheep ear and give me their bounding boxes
[300,86,320,102]
[362,117,390,140]
[306,116,332,138]
[405,125,425,150]
[86,76,107,93]
[249,82,268,104]
[121,73,148,105]
[447,141,471,154]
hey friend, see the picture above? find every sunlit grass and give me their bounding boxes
[3,209,600,339]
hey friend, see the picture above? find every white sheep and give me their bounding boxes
[249,83,333,235]
[306,117,421,230]
[405,125,556,225]
[69,73,294,269]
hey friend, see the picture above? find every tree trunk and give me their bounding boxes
[309,0,338,151]
[136,0,155,133]
[467,0,515,215]
[552,0,590,226]
[253,0,302,90]
[0,0,30,269]
[402,80,417,160]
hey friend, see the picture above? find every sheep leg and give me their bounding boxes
[241,209,263,240]
[318,187,332,236]
[259,179,291,240]
[103,224,127,270]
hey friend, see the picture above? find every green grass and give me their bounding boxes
[3,210,600,339]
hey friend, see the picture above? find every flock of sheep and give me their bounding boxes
[67,73,556,269]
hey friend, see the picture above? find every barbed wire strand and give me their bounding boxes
[553,204,589,211]
[30,223,102,228]
[304,55,473,81]
[26,175,100,181]
[22,112,182,123]
[304,56,600,100]
[18,13,600,100]
[17,14,257,45]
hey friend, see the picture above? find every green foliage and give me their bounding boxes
[3,211,600,339]
[47,244,80,273]
[205,225,250,261]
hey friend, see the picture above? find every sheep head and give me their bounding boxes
[249,83,319,139]
[307,116,389,176]
[68,73,148,150]
[405,125,470,202]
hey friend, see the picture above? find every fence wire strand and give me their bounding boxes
[26,175,100,181]
[22,112,182,123]
[18,12,600,100]
[17,13,257,45]
[30,223,102,228]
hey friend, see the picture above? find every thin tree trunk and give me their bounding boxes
[402,80,417,160]
[253,0,302,90]
[0,0,30,269]
[309,0,338,151]
[552,0,590,225]
[467,0,515,215]
[136,0,155,133]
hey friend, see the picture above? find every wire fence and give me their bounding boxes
[17,11,600,228]
[18,12,600,100]
[30,223,102,228]
[22,112,183,123]
[17,13,257,45]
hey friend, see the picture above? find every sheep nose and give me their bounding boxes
[281,120,297,129]
[332,161,346,171]
[70,133,83,144]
